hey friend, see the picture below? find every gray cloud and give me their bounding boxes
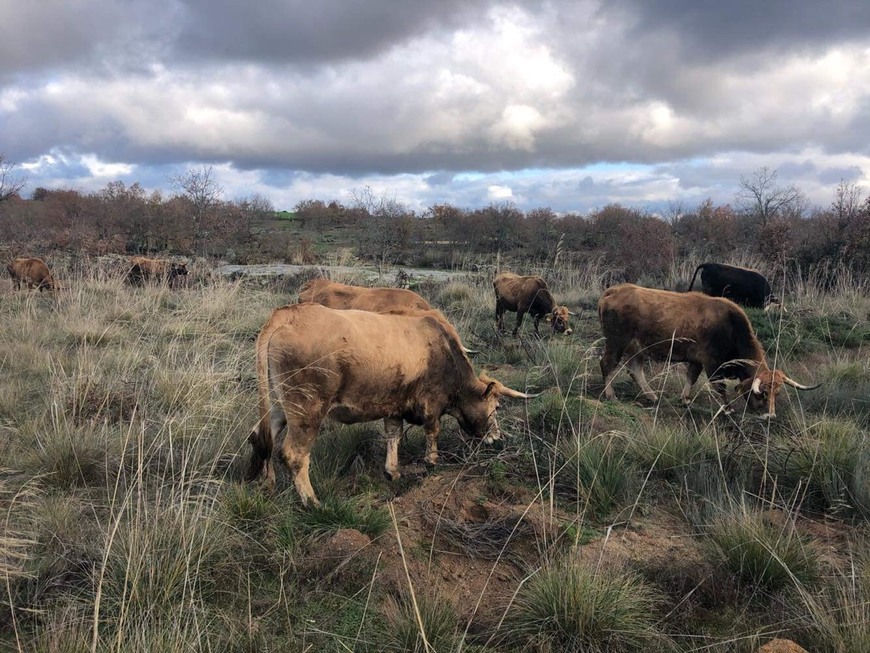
[2,0,870,213]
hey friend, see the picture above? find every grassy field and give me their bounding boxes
[0,259,867,652]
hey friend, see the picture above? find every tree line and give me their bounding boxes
[1,158,868,283]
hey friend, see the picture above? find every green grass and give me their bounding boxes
[0,257,868,651]
[704,505,821,593]
[506,556,671,652]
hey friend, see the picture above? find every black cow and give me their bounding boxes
[688,262,781,310]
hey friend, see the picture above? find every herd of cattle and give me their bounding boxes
[6,256,817,505]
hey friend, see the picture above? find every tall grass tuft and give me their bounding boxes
[381,589,462,653]
[781,418,870,518]
[627,422,718,480]
[507,556,671,652]
[704,504,820,592]
[554,433,636,519]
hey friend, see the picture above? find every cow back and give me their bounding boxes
[298,278,432,312]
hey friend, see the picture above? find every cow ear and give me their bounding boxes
[482,381,497,399]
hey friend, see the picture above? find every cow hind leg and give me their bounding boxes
[600,344,625,400]
[681,363,703,406]
[626,355,657,402]
[383,417,403,481]
[279,403,325,508]
[495,299,505,332]
[424,420,441,466]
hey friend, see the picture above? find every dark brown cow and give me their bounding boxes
[248,303,537,506]
[298,277,432,312]
[7,257,56,291]
[598,284,816,417]
[493,272,573,336]
[127,256,188,287]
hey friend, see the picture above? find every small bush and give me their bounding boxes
[507,556,670,652]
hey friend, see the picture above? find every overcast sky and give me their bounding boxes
[3,0,870,213]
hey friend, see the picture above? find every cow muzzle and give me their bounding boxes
[483,416,501,444]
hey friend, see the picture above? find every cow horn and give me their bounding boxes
[462,346,480,355]
[567,310,576,316]
[499,386,542,400]
[782,377,820,391]
[751,378,763,395]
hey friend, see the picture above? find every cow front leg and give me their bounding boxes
[383,416,403,481]
[513,310,526,336]
[424,420,441,466]
[682,363,703,406]
[709,377,731,413]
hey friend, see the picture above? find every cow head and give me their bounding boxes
[454,375,540,442]
[764,295,786,313]
[545,306,574,335]
[170,263,189,278]
[738,368,819,419]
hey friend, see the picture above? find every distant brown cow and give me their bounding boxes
[298,277,481,354]
[298,277,432,312]
[494,272,573,336]
[7,257,56,291]
[127,256,188,287]
[598,284,817,417]
[248,303,537,506]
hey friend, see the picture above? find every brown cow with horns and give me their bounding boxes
[248,303,537,506]
[598,284,817,417]
[494,272,574,336]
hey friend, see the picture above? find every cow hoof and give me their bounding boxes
[384,469,401,482]
[425,454,439,466]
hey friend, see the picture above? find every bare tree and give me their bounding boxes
[169,165,223,251]
[736,166,806,225]
[831,178,863,222]
[0,154,27,204]
[351,186,412,270]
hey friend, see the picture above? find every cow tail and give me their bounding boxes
[247,344,275,482]
[688,264,705,292]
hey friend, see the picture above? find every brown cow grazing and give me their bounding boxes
[494,272,573,336]
[298,277,480,354]
[7,257,56,291]
[248,303,537,506]
[127,256,188,287]
[298,277,432,312]
[598,284,817,418]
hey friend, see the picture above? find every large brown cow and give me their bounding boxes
[127,256,188,287]
[247,303,537,506]
[7,257,56,291]
[298,277,432,312]
[598,284,816,417]
[494,272,573,336]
